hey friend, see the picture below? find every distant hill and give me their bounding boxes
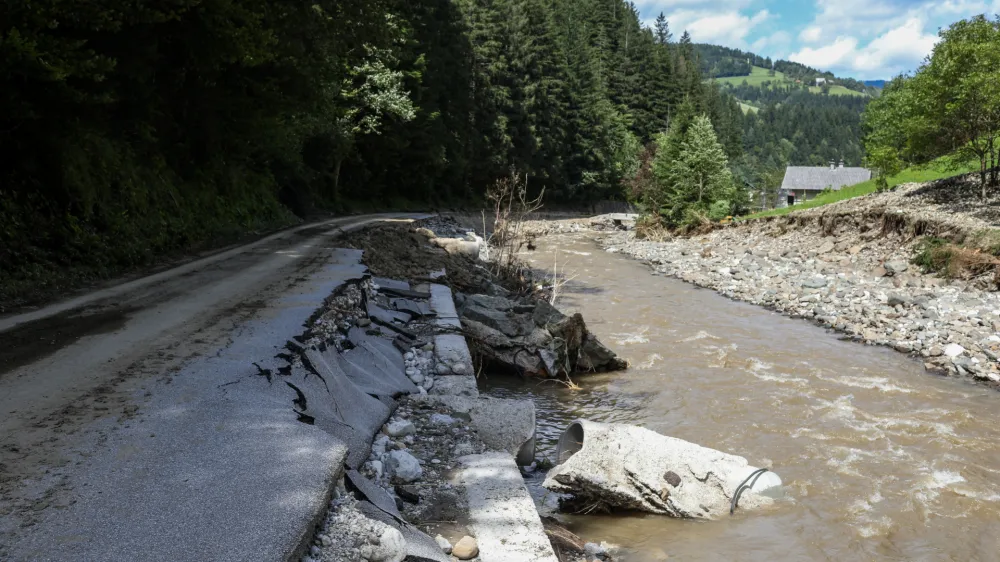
[709,66,868,101]
[694,43,873,95]
[863,80,887,89]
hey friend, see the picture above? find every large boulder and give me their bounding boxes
[543,420,782,519]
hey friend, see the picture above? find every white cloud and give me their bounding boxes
[789,18,939,78]
[635,0,982,77]
[668,8,771,46]
[789,37,859,69]
[930,0,992,15]
[751,31,792,54]
[800,0,907,43]
[853,18,939,71]
[798,26,823,43]
[631,0,752,11]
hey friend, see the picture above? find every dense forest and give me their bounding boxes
[744,93,867,167]
[1,0,870,303]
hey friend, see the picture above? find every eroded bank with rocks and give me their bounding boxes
[540,178,1000,388]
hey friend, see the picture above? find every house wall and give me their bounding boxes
[777,189,822,207]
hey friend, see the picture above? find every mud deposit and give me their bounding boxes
[488,231,1000,562]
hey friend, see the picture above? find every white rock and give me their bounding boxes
[405,367,418,377]
[435,363,452,375]
[370,460,384,479]
[384,419,416,437]
[944,343,966,358]
[453,441,475,456]
[386,450,423,483]
[359,526,406,562]
[409,372,425,384]
[371,435,390,458]
[451,362,469,375]
[584,542,608,559]
[429,413,457,426]
[435,534,453,554]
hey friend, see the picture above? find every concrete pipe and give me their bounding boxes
[545,420,782,519]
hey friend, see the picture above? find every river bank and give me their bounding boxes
[526,177,1000,388]
[500,230,1000,562]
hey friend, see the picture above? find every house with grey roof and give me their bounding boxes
[778,162,871,207]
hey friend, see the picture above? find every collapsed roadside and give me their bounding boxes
[296,217,629,562]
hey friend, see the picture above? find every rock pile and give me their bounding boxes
[304,495,407,562]
[357,398,486,525]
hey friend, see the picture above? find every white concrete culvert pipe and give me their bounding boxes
[543,420,783,519]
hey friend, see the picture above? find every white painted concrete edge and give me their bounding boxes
[458,452,559,562]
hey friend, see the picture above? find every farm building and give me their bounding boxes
[778,162,871,207]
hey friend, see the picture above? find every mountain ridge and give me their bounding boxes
[694,43,876,95]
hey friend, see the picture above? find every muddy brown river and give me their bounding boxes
[485,232,1000,562]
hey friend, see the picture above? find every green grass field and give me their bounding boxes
[712,66,781,87]
[743,160,979,219]
[710,66,866,97]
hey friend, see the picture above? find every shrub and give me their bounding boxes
[708,200,731,222]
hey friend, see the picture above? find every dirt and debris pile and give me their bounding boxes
[340,220,497,295]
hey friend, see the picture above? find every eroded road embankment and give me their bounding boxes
[0,214,421,561]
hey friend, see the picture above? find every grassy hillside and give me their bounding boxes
[738,102,759,114]
[744,159,979,219]
[711,66,867,97]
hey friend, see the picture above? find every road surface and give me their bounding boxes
[0,213,424,561]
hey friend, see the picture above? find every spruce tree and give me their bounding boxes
[654,13,672,45]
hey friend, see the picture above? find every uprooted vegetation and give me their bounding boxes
[484,171,544,287]
[913,236,1000,286]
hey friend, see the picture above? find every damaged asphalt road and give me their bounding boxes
[0,214,424,561]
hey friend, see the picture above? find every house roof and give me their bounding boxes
[781,166,871,192]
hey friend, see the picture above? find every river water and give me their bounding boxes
[484,232,1000,562]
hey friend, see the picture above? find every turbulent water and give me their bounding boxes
[484,232,1000,562]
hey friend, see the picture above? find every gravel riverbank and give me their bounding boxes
[596,221,1000,387]
[602,227,1000,386]
[524,178,1000,388]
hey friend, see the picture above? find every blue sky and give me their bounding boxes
[632,0,1000,79]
